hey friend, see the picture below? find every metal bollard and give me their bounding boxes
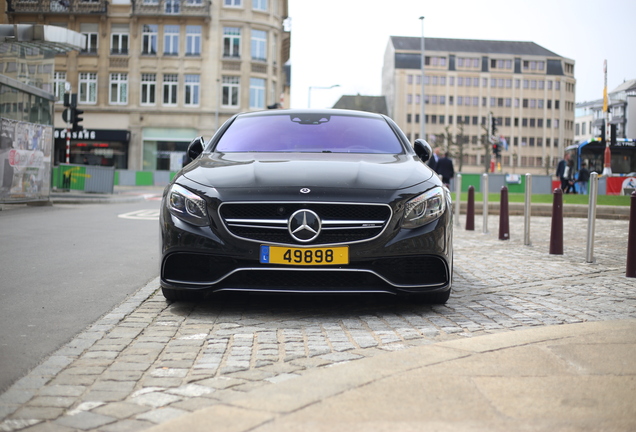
[499,186,509,240]
[524,173,532,246]
[549,188,563,255]
[482,173,489,234]
[586,172,598,263]
[466,185,475,231]
[627,191,636,278]
[454,174,462,227]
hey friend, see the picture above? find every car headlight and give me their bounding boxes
[402,187,446,229]
[167,184,209,227]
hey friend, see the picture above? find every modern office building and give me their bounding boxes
[382,37,576,174]
[4,0,290,172]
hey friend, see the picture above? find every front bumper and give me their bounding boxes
[160,206,453,296]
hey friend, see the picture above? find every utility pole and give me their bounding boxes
[419,16,425,141]
[602,60,612,176]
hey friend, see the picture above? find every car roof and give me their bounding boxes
[235,108,386,120]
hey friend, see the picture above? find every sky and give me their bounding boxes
[287,0,636,110]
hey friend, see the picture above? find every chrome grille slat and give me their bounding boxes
[219,201,392,246]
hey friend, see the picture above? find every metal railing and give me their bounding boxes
[8,0,107,15]
[132,0,211,17]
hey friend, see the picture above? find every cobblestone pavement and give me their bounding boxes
[1,215,634,432]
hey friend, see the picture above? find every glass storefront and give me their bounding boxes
[142,128,197,171]
[54,129,130,168]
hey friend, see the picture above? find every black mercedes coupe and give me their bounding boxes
[160,109,453,303]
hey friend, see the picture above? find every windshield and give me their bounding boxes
[214,113,405,154]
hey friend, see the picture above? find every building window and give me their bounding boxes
[222,76,240,107]
[80,23,98,54]
[111,24,129,55]
[185,74,200,106]
[165,0,180,13]
[253,0,267,10]
[406,113,412,123]
[109,73,128,105]
[141,73,156,105]
[224,0,242,6]
[251,29,267,61]
[163,74,178,105]
[164,25,180,56]
[249,77,265,109]
[54,72,66,103]
[186,26,201,56]
[78,72,97,104]
[142,25,158,55]
[223,27,241,58]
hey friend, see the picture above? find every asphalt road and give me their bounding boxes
[0,198,161,392]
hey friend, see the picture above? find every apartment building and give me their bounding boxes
[576,79,636,144]
[4,0,290,171]
[382,37,576,174]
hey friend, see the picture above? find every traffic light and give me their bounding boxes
[72,107,84,132]
[492,143,500,157]
[599,123,606,146]
[62,108,74,124]
[610,124,617,145]
[63,93,71,108]
[491,117,498,136]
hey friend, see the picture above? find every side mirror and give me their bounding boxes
[187,136,205,161]
[413,139,432,162]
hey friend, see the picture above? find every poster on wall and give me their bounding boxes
[0,117,53,203]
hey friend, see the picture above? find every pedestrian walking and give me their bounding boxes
[428,147,441,173]
[437,152,455,188]
[577,162,590,195]
[556,152,570,192]
[563,158,576,194]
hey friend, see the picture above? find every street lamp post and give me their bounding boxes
[419,16,425,141]
[308,84,340,109]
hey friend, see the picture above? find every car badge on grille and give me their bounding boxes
[300,188,311,194]
[288,209,321,243]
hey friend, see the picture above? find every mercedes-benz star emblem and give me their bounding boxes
[300,188,311,194]
[288,209,321,243]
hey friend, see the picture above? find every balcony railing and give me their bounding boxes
[7,0,107,15]
[132,0,210,17]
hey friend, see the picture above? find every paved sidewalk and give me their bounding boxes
[148,319,636,432]
[0,213,634,431]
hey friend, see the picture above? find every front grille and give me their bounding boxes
[219,202,392,245]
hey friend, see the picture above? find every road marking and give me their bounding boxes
[118,210,160,220]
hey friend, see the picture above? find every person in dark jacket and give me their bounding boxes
[577,162,590,195]
[556,153,570,192]
[428,147,441,173]
[436,152,455,188]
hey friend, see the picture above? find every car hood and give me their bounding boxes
[182,152,435,191]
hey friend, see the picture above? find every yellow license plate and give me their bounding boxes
[260,245,349,265]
